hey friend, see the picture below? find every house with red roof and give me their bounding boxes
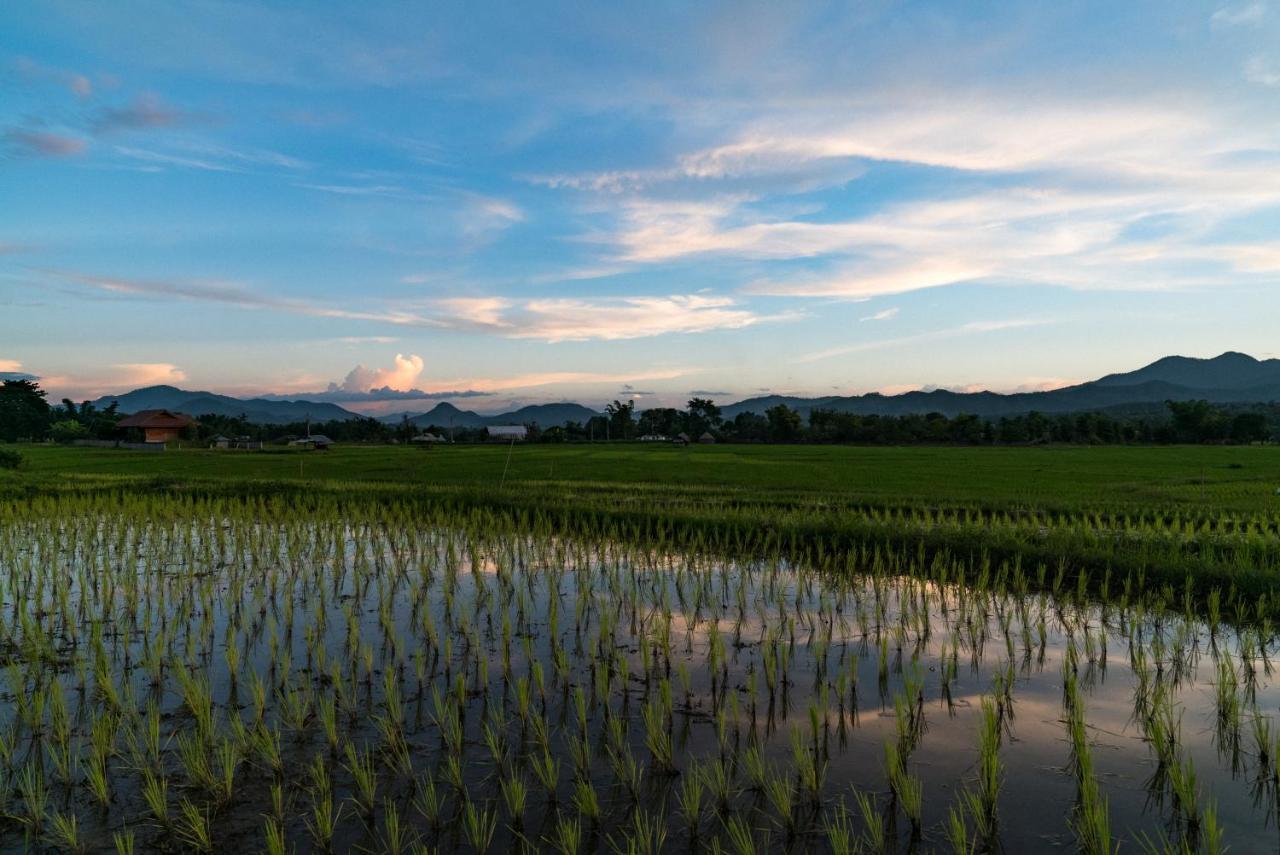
[117,410,195,444]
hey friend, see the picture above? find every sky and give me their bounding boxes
[2,1,1279,414]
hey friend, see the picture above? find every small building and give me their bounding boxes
[487,425,528,441]
[698,432,716,444]
[118,410,195,443]
[289,434,333,450]
[672,432,690,446]
[212,435,262,450]
[639,434,669,442]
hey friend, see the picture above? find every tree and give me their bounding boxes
[585,415,610,440]
[1230,411,1270,443]
[55,398,123,439]
[765,404,802,441]
[0,380,52,441]
[605,399,636,440]
[1167,400,1224,443]
[638,408,682,437]
[395,414,418,443]
[685,398,721,436]
[730,411,770,442]
[49,419,89,443]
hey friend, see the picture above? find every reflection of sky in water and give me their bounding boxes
[8,519,1280,852]
[435,539,1280,851]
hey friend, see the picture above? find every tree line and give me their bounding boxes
[1,379,1276,446]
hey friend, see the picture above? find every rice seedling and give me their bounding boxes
[610,808,667,855]
[885,740,923,835]
[343,743,380,821]
[175,798,214,853]
[411,773,446,832]
[48,811,86,855]
[975,695,1002,836]
[0,489,1272,852]
[263,817,289,855]
[547,814,582,855]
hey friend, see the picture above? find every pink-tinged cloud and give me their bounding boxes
[5,128,87,157]
[39,363,187,398]
[94,94,186,133]
[332,354,425,393]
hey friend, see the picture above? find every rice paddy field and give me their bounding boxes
[2,445,1280,852]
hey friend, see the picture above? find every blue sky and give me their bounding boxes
[2,1,1279,413]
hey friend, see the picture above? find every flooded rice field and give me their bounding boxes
[0,505,1275,853]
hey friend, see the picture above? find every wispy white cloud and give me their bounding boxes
[332,336,399,345]
[444,367,691,393]
[459,195,524,241]
[1244,55,1280,86]
[751,258,994,300]
[114,145,237,172]
[427,293,790,341]
[860,307,899,322]
[545,90,1280,303]
[1212,2,1267,27]
[434,297,512,328]
[41,269,788,343]
[1214,244,1280,272]
[297,183,430,201]
[508,295,789,342]
[793,319,1047,365]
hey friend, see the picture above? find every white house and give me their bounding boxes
[289,434,333,449]
[410,433,448,444]
[487,425,528,441]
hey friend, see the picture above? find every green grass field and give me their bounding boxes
[5,442,1279,511]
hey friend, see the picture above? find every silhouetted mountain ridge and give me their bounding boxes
[90,386,360,424]
[82,352,1280,425]
[719,353,1280,418]
[384,402,601,429]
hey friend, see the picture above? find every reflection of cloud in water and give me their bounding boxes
[204,525,1280,851]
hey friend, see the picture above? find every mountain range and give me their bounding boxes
[89,386,358,424]
[375,402,602,429]
[718,352,1280,419]
[85,352,1280,425]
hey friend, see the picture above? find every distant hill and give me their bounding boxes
[719,352,1280,419]
[1092,351,1280,390]
[385,401,601,429]
[90,385,361,424]
[81,353,1280,427]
